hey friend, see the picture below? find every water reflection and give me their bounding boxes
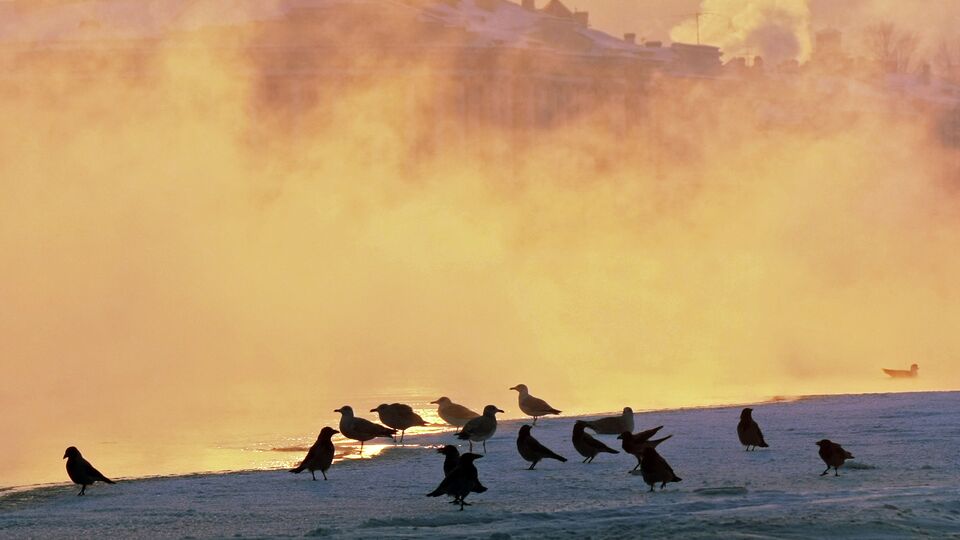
[0,392,465,490]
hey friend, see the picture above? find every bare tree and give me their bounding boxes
[935,38,960,83]
[863,22,918,75]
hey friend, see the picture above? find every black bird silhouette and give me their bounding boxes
[516,425,567,470]
[639,446,682,492]
[737,408,769,451]
[617,428,672,471]
[572,420,619,463]
[816,439,854,476]
[63,446,115,496]
[437,445,461,476]
[436,445,487,501]
[290,427,338,480]
[427,453,486,510]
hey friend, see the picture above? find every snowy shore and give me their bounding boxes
[2,391,959,538]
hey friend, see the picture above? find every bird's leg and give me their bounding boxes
[632,461,641,471]
[468,441,473,452]
[820,467,830,476]
[400,431,405,445]
[582,457,589,464]
[532,416,538,426]
[483,441,487,454]
[648,485,654,492]
[322,471,328,481]
[78,485,86,496]
[834,468,839,477]
[360,441,365,458]
[528,462,536,470]
[311,471,316,481]
[661,482,666,490]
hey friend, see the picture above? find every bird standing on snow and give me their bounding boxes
[457,405,503,453]
[737,408,769,451]
[436,445,487,497]
[639,446,682,492]
[572,420,619,463]
[509,384,561,425]
[290,427,338,480]
[371,403,427,444]
[516,425,567,470]
[426,453,486,510]
[582,407,635,435]
[63,446,115,496]
[334,405,396,457]
[816,439,854,476]
[617,427,672,471]
[430,397,480,434]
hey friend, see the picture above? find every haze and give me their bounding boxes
[2,0,959,487]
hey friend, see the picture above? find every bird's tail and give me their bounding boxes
[648,435,672,447]
[844,451,854,459]
[673,475,682,482]
[758,441,769,448]
[456,431,470,440]
[290,464,306,474]
[550,452,568,462]
[549,408,562,415]
[602,447,619,454]
[426,487,445,497]
[102,478,116,484]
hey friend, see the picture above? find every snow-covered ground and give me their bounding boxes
[2,391,958,538]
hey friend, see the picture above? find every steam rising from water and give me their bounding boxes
[2,4,960,486]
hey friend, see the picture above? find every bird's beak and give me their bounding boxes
[496,408,505,413]
[332,430,340,435]
[333,409,341,413]
[369,408,377,412]
[429,400,439,404]
[508,386,517,390]
[62,453,67,459]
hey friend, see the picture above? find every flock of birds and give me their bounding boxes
[61,384,857,510]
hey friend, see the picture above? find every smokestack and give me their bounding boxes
[522,0,535,10]
[572,10,588,26]
[623,33,636,45]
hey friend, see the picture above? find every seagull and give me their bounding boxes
[290,427,338,480]
[456,405,503,453]
[509,384,561,425]
[426,453,486,510]
[582,407,634,435]
[63,446,115,496]
[572,420,619,463]
[430,397,480,434]
[516,425,567,470]
[816,439,855,476]
[371,403,427,444]
[334,406,396,457]
[737,408,769,451]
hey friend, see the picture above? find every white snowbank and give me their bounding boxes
[1,391,958,538]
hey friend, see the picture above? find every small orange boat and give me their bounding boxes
[882,364,918,378]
